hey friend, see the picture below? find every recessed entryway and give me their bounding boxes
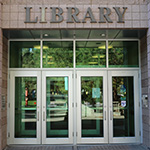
[7,37,141,145]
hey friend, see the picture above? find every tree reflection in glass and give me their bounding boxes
[10,41,40,68]
[109,41,139,67]
[112,77,135,137]
[46,77,68,138]
[43,41,73,68]
[15,77,37,138]
[76,41,106,68]
[81,77,104,137]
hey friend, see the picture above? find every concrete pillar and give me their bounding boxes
[143,1,150,148]
[0,0,8,149]
[0,0,3,148]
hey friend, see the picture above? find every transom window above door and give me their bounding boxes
[9,40,139,69]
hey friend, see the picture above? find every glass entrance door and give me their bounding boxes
[9,71,41,144]
[42,71,73,144]
[76,71,108,143]
[76,70,140,144]
[9,70,140,144]
[108,71,140,143]
[9,71,73,145]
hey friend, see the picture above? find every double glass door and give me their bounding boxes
[76,71,140,144]
[8,70,140,144]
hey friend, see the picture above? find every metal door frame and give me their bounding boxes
[42,71,73,144]
[76,71,108,144]
[8,71,41,144]
[108,70,141,143]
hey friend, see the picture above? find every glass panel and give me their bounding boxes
[43,41,73,68]
[108,30,139,39]
[43,30,61,39]
[76,41,106,68]
[61,30,74,39]
[15,77,37,138]
[108,41,139,67]
[10,41,40,68]
[81,77,103,137]
[75,30,90,39]
[46,77,68,137]
[89,30,106,39]
[112,77,135,137]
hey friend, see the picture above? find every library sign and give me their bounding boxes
[24,7,127,24]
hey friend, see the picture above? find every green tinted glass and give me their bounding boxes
[81,77,103,137]
[10,41,40,68]
[109,41,139,67]
[43,41,73,68]
[112,77,135,137]
[76,41,106,68]
[46,77,68,138]
[15,77,37,138]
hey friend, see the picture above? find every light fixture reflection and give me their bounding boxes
[34,46,49,49]
[98,45,113,49]
[92,55,105,58]
[88,62,98,64]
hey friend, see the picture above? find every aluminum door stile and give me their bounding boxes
[108,71,140,144]
[42,71,73,144]
[8,71,41,144]
[76,71,108,144]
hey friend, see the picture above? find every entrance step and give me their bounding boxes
[6,145,148,150]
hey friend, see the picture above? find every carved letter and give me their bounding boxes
[98,7,113,23]
[67,7,80,23]
[50,7,63,23]
[82,7,97,23]
[24,7,38,23]
[40,7,47,23]
[113,7,127,23]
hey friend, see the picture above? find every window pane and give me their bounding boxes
[15,77,37,138]
[46,77,68,138]
[76,41,106,68]
[81,77,103,137]
[10,41,40,68]
[43,41,73,68]
[112,77,135,137]
[109,41,139,67]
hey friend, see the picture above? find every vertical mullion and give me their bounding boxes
[73,39,76,145]
[40,40,43,69]
[73,39,76,69]
[106,40,109,68]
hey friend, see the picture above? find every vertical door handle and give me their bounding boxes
[104,111,106,120]
[110,111,113,120]
[43,112,45,121]
[37,111,39,121]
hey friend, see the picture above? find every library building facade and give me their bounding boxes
[0,0,150,149]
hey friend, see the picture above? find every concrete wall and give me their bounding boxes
[0,0,8,149]
[142,1,150,148]
[1,36,8,150]
[140,34,149,148]
[0,34,8,150]
[1,0,149,29]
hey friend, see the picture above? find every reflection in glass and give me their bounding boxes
[81,77,103,137]
[15,77,37,138]
[112,77,135,137]
[109,41,139,67]
[76,41,106,68]
[46,77,68,137]
[108,30,139,39]
[10,41,40,68]
[43,41,73,68]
